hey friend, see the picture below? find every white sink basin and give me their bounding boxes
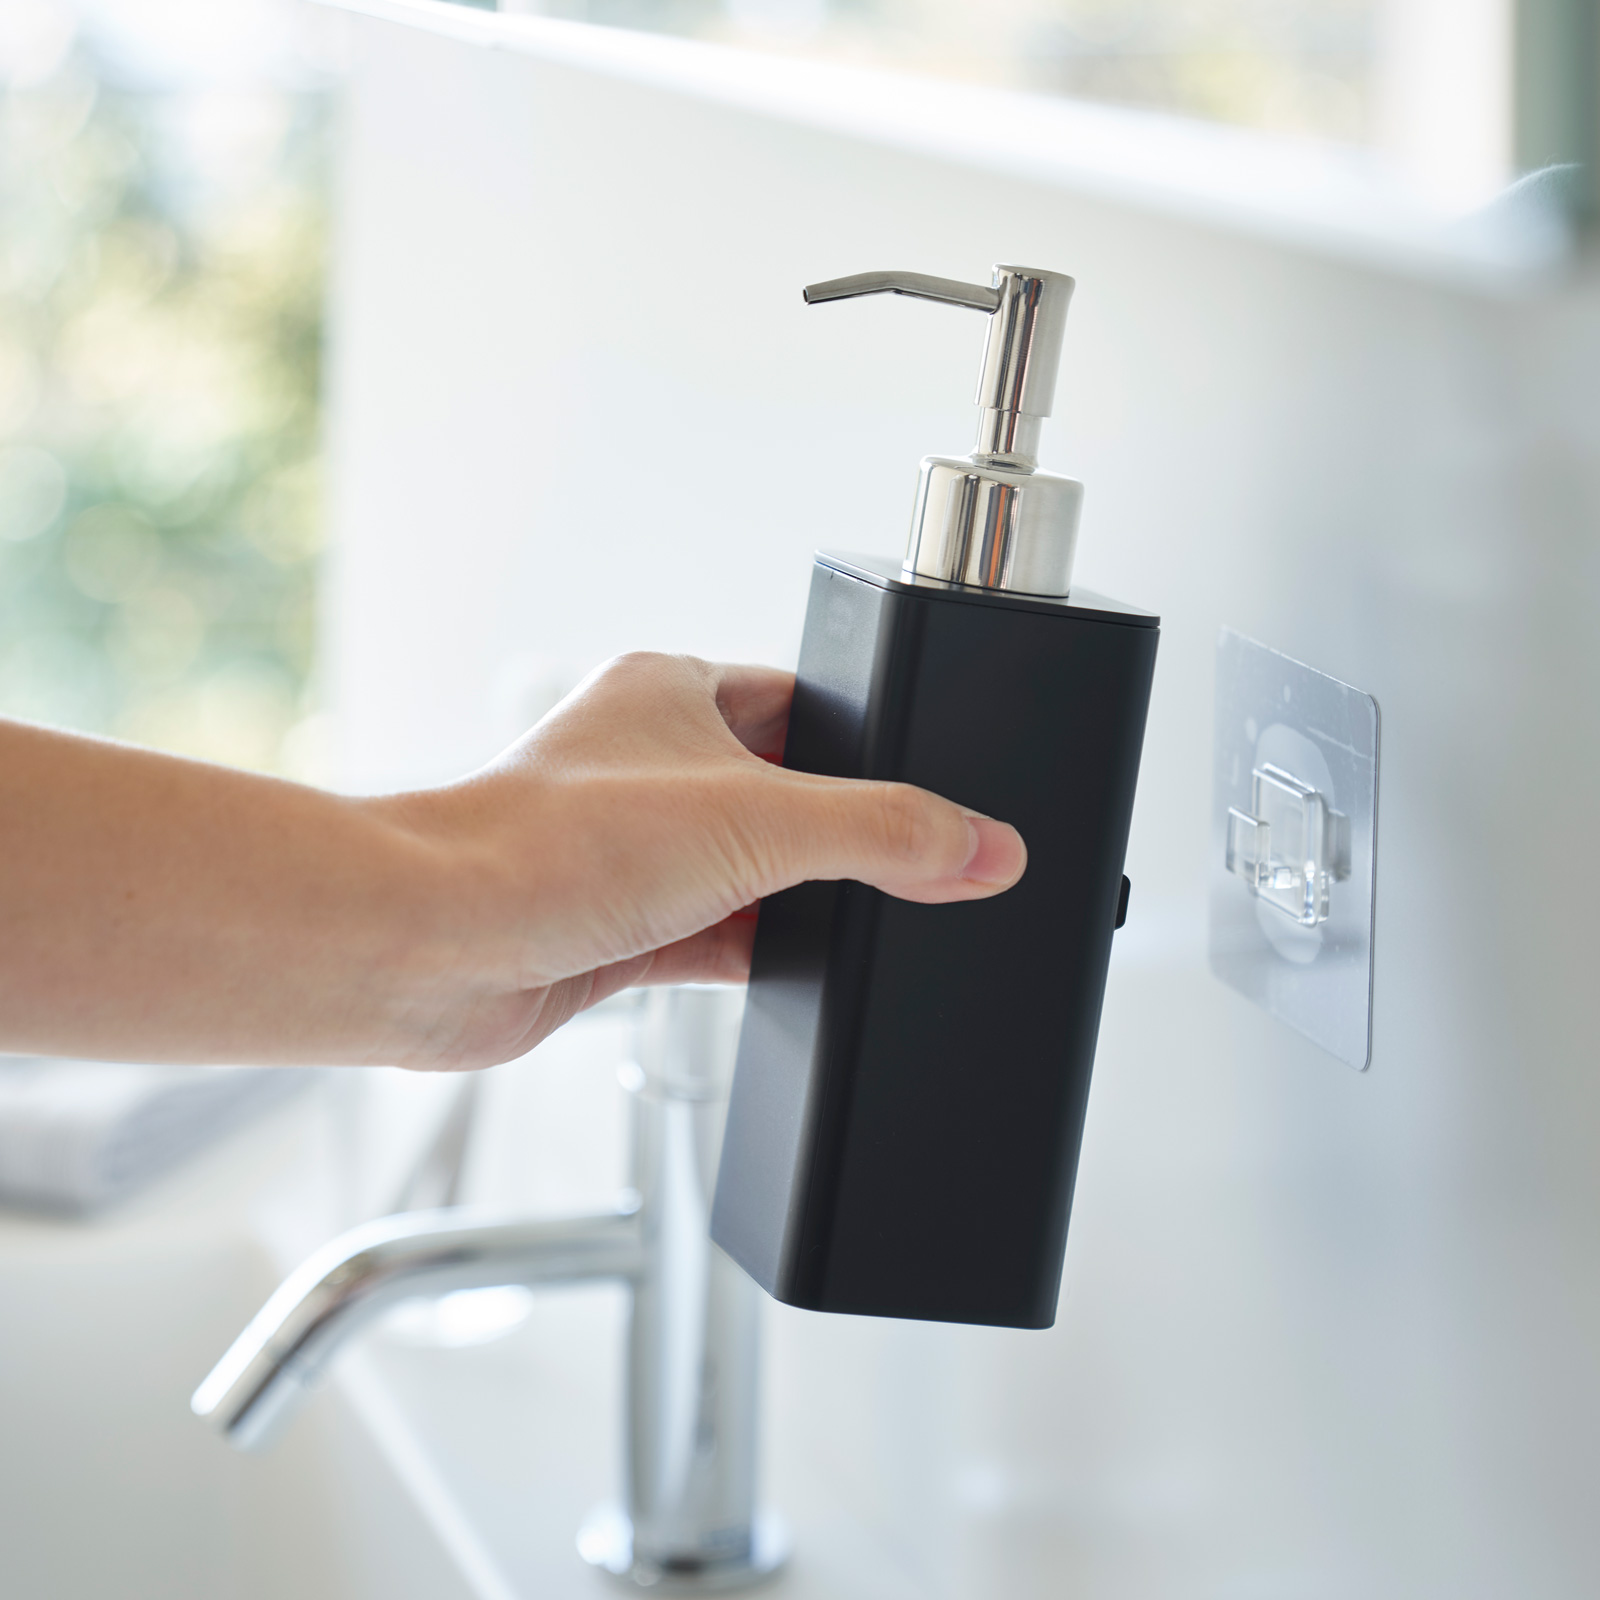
[0,1092,399,1600]
[0,1026,925,1600]
[326,1286,925,1600]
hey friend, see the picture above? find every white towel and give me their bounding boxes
[0,1059,315,1213]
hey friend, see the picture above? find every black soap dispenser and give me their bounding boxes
[710,266,1159,1330]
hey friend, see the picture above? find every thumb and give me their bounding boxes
[742,769,1027,905]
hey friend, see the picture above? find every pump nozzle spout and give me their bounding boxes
[802,262,1081,597]
[802,270,1002,314]
[803,265,1074,466]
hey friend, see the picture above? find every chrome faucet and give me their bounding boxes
[192,986,787,1592]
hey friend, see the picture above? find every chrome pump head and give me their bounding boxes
[804,265,1082,598]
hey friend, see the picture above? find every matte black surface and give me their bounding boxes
[710,553,1159,1329]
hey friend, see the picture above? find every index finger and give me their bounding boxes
[711,662,794,760]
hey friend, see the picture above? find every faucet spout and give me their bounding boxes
[194,987,785,1590]
[192,1200,643,1450]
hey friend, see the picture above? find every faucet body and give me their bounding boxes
[193,987,784,1592]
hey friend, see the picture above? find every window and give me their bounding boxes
[518,0,1384,146]
[0,0,330,774]
[482,0,1596,216]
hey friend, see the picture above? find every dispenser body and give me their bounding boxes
[710,552,1159,1329]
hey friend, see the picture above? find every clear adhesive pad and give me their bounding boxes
[1208,628,1380,1071]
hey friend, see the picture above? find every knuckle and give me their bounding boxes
[598,650,669,682]
[725,774,786,877]
[874,783,943,866]
[593,651,715,700]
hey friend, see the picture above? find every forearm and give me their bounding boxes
[0,719,464,1065]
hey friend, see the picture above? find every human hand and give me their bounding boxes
[0,655,1023,1069]
[382,653,1026,1068]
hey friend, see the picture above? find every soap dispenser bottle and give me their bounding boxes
[710,266,1159,1330]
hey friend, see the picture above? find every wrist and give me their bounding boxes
[354,783,538,1065]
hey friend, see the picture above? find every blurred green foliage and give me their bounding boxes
[0,47,326,773]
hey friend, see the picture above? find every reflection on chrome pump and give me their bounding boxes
[191,986,787,1593]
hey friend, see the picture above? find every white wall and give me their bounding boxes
[327,19,1600,1598]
